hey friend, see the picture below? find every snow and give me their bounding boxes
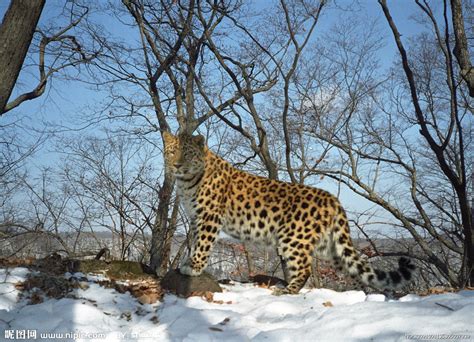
[0,268,30,312]
[1,267,473,341]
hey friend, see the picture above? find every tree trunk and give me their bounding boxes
[170,239,188,270]
[311,258,321,288]
[149,173,175,277]
[450,0,474,97]
[243,243,255,275]
[159,196,180,272]
[0,0,45,114]
[457,186,474,286]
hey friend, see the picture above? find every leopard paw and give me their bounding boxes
[271,287,290,296]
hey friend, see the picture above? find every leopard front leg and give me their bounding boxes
[179,219,220,276]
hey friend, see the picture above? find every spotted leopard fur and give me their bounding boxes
[163,132,414,295]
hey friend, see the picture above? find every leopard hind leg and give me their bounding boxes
[273,243,314,295]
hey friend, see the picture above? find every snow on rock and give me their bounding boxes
[0,267,29,311]
[0,267,473,341]
[365,293,386,302]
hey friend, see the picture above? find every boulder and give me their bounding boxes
[160,269,222,297]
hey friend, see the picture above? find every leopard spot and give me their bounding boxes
[339,235,347,244]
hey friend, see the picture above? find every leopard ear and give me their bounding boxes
[193,135,206,147]
[163,131,175,144]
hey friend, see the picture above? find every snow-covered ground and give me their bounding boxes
[1,267,473,341]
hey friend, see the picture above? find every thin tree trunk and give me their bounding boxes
[311,258,321,288]
[170,239,189,270]
[450,0,474,97]
[457,186,474,286]
[0,0,45,114]
[159,196,180,272]
[149,173,175,276]
[243,243,255,276]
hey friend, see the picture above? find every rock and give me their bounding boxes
[74,260,149,280]
[20,273,72,300]
[33,254,68,275]
[160,269,222,297]
[77,281,90,290]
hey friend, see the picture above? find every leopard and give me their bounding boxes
[163,131,415,295]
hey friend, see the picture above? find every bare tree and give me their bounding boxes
[276,5,472,287]
[0,2,100,115]
[1,2,102,250]
[61,133,160,261]
[1,168,74,258]
[83,0,280,275]
[0,121,46,253]
[0,0,45,113]
[379,0,473,286]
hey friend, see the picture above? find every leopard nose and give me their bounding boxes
[174,162,182,168]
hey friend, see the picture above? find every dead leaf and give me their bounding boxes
[209,327,223,332]
[29,292,43,305]
[418,287,457,296]
[203,291,214,302]
[219,317,230,325]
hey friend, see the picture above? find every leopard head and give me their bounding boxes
[163,131,206,177]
